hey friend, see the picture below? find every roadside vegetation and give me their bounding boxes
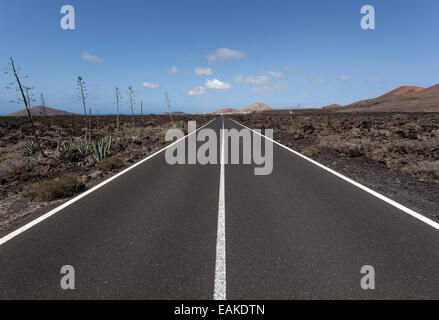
[25,174,85,201]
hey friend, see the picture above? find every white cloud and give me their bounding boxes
[81,52,103,63]
[309,77,328,84]
[245,75,270,84]
[207,48,246,62]
[168,66,179,74]
[141,82,159,88]
[235,74,244,83]
[204,78,232,90]
[268,71,285,78]
[195,67,213,76]
[339,75,351,81]
[187,86,207,96]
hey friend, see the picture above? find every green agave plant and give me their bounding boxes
[90,136,114,163]
[24,139,38,155]
[74,138,91,157]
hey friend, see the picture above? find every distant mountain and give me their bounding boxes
[379,86,424,98]
[8,106,77,116]
[323,104,342,110]
[409,84,439,97]
[214,108,240,114]
[327,84,439,112]
[241,103,272,113]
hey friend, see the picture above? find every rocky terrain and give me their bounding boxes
[0,114,213,235]
[230,111,439,219]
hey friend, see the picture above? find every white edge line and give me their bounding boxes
[230,118,439,231]
[214,117,226,300]
[0,118,217,246]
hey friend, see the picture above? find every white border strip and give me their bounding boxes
[231,118,439,231]
[0,118,217,246]
[214,118,226,300]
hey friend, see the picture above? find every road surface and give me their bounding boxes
[1,117,439,299]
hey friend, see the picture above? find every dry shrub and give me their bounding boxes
[424,136,439,149]
[98,156,125,171]
[0,159,25,179]
[402,161,439,179]
[318,136,364,157]
[302,145,321,157]
[350,127,362,138]
[318,135,342,149]
[380,140,413,155]
[12,141,26,151]
[25,174,85,201]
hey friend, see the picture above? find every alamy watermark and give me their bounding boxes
[60,4,375,31]
[60,265,75,290]
[361,265,375,290]
[361,5,375,30]
[165,121,273,176]
[60,5,75,30]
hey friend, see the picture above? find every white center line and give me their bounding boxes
[214,117,226,300]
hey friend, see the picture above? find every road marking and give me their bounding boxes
[231,118,439,231]
[214,117,226,300]
[0,119,216,246]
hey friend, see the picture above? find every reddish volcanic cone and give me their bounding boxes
[381,86,425,97]
[410,84,439,97]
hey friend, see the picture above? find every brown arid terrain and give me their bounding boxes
[383,86,425,96]
[335,84,439,112]
[230,111,439,219]
[0,114,213,235]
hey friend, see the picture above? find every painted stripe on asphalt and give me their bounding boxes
[231,118,439,231]
[214,117,227,300]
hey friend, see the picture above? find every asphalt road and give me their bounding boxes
[1,117,439,299]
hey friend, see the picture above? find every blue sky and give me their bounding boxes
[1,0,438,115]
